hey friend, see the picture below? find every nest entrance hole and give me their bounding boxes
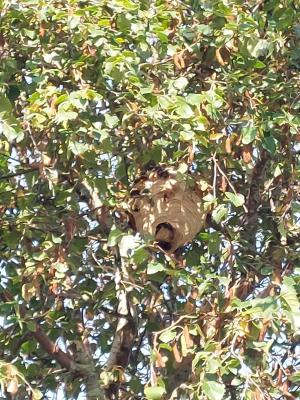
[155,222,175,251]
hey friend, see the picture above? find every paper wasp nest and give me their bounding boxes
[129,166,208,253]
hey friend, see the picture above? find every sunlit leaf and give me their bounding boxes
[159,330,177,343]
[225,192,245,207]
[69,141,89,155]
[144,386,166,400]
[281,276,300,331]
[173,77,189,90]
[202,377,225,400]
[147,262,166,275]
[241,124,256,144]
[107,227,124,246]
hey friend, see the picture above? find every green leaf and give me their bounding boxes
[273,165,282,178]
[147,262,166,275]
[144,386,166,400]
[69,141,89,155]
[212,204,227,223]
[253,60,266,68]
[175,97,194,118]
[105,114,119,128]
[158,95,174,109]
[225,192,245,207]
[246,297,278,317]
[159,330,176,343]
[26,321,37,332]
[113,0,138,10]
[69,16,81,30]
[208,232,221,254]
[197,24,213,35]
[54,94,69,105]
[94,177,107,194]
[0,94,23,141]
[289,371,300,383]
[247,38,270,58]
[0,94,13,113]
[179,130,195,141]
[206,358,221,373]
[262,136,276,154]
[55,263,69,273]
[132,246,149,264]
[107,227,124,246]
[2,121,22,142]
[202,378,225,400]
[21,340,37,353]
[56,110,78,123]
[173,77,189,90]
[31,389,43,400]
[186,94,202,105]
[241,124,256,144]
[32,252,48,261]
[280,276,300,331]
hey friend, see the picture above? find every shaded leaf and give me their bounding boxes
[262,136,277,154]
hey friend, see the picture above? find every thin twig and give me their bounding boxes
[212,155,248,213]
[213,151,217,199]
[0,152,24,165]
[153,314,198,336]
[24,121,41,157]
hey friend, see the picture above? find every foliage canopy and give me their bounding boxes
[0,0,299,399]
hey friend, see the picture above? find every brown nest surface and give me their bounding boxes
[128,166,209,253]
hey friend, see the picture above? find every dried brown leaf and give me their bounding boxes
[242,144,252,164]
[183,325,194,348]
[225,137,232,154]
[215,48,226,66]
[155,351,165,368]
[172,341,182,364]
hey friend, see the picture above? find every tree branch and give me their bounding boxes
[79,179,111,235]
[2,290,107,398]
[74,317,106,400]
[242,149,269,247]
[246,150,269,226]
[0,167,39,180]
[32,326,73,370]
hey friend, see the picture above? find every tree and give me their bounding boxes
[0,0,299,399]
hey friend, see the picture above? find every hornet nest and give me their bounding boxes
[128,165,210,253]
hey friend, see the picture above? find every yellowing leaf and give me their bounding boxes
[32,389,43,400]
[210,133,225,140]
[22,282,39,302]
